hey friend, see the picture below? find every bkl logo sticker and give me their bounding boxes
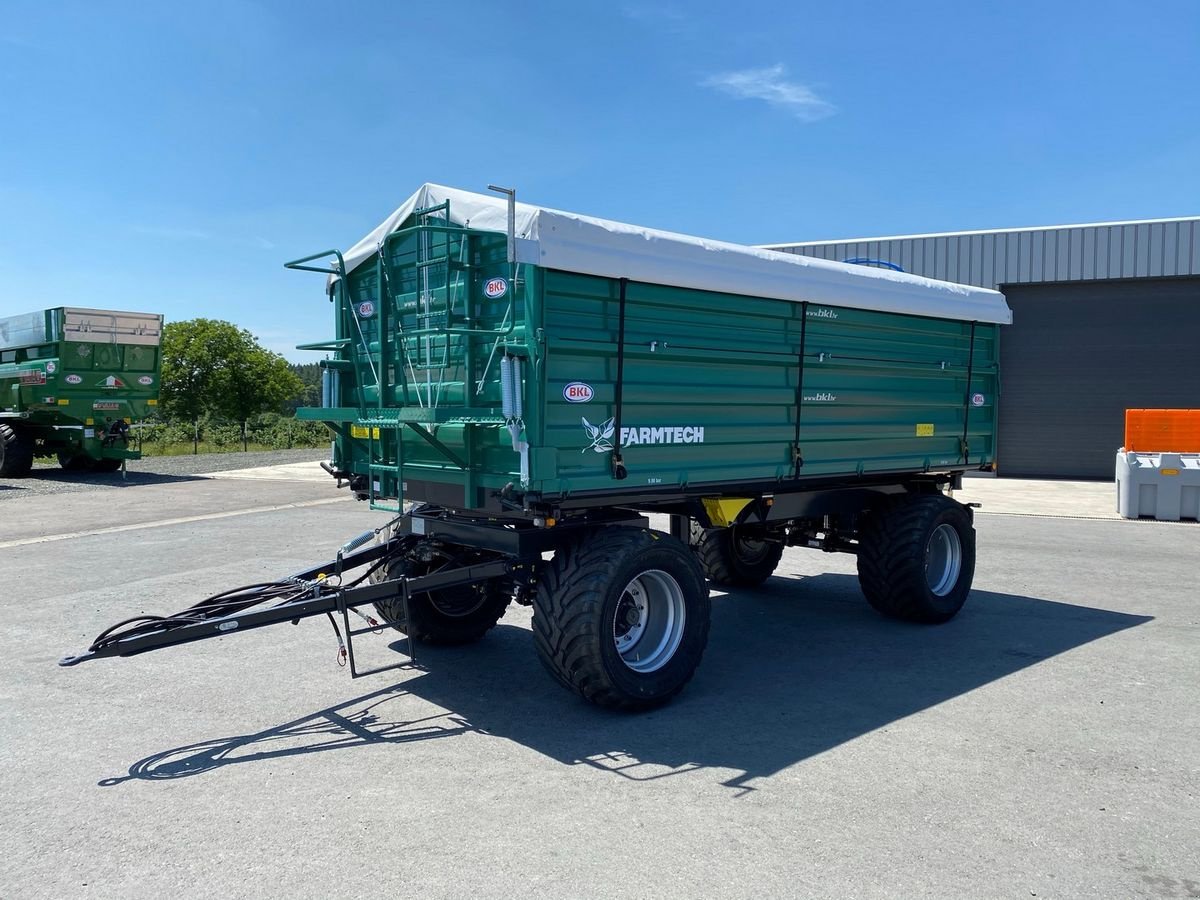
[357,300,376,318]
[66,374,83,385]
[563,382,593,403]
[98,375,126,389]
[483,277,508,299]
[138,376,154,386]
[971,393,986,407]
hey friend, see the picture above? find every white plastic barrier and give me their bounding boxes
[1116,451,1200,521]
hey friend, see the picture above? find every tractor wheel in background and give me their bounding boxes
[532,526,711,711]
[371,540,510,645]
[856,493,976,624]
[690,521,783,587]
[91,458,124,473]
[0,424,35,477]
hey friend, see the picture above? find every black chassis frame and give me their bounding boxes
[60,469,972,671]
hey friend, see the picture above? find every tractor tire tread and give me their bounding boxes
[856,493,974,624]
[532,527,709,711]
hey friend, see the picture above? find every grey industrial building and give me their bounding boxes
[764,217,1200,479]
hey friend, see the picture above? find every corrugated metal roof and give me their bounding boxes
[762,217,1200,288]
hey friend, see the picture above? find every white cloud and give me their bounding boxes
[702,64,834,122]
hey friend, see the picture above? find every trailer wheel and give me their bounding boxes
[371,542,510,645]
[532,527,710,711]
[0,424,35,477]
[856,493,976,623]
[690,522,783,587]
[92,458,124,473]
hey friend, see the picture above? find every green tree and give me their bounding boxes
[287,362,323,412]
[161,319,305,448]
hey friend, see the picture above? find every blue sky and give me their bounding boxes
[2,1,1197,360]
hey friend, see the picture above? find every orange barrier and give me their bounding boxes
[1124,409,1200,453]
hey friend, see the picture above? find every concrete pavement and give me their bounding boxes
[0,470,1197,898]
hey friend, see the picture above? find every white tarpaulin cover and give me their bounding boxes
[338,184,1013,325]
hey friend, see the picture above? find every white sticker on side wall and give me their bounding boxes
[971,393,986,407]
[581,417,705,452]
[621,425,705,446]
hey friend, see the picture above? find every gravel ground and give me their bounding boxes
[2,448,330,499]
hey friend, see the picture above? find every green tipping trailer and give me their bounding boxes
[0,307,162,475]
[62,185,1011,712]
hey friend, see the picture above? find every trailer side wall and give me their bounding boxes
[321,223,999,508]
[538,271,998,497]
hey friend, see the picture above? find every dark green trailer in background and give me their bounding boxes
[64,185,1011,712]
[0,307,162,475]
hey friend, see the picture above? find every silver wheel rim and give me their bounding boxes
[612,569,686,673]
[925,523,963,596]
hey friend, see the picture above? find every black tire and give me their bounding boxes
[92,458,123,473]
[0,424,35,477]
[691,521,783,587]
[58,451,94,472]
[371,541,510,645]
[856,493,976,624]
[532,526,711,711]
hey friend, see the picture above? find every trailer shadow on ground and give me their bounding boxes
[25,470,208,489]
[104,575,1150,791]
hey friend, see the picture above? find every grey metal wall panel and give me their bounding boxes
[998,278,1200,479]
[771,217,1200,288]
[1121,225,1137,275]
[1004,231,1020,283]
[1149,223,1164,277]
[1030,230,1044,281]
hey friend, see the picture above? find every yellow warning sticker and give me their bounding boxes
[350,425,381,439]
[1161,468,1180,476]
[57,399,70,406]
[916,423,935,437]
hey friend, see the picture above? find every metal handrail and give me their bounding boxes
[283,248,347,275]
